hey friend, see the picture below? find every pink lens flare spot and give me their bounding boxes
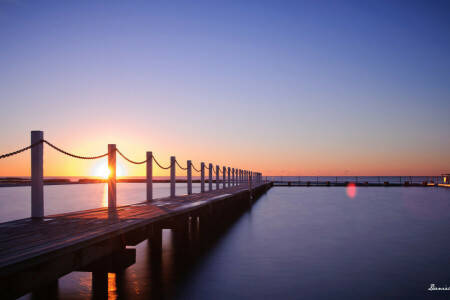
[346,182,357,198]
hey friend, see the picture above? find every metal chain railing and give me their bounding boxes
[44,140,110,159]
[191,163,201,172]
[1,139,248,180]
[0,140,44,159]
[116,148,150,165]
[152,156,175,170]
[175,160,188,170]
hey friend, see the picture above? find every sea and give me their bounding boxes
[0,182,449,299]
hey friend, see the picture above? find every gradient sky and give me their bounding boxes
[0,0,449,177]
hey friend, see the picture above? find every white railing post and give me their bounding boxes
[108,144,116,209]
[222,166,226,188]
[209,163,213,191]
[146,151,152,202]
[228,167,231,187]
[201,162,205,193]
[187,160,192,195]
[170,156,176,197]
[216,165,220,190]
[31,131,44,218]
[239,169,242,185]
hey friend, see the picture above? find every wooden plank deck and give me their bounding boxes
[0,184,266,278]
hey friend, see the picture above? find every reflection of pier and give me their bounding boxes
[0,131,270,298]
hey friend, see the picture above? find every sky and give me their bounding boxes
[0,0,449,177]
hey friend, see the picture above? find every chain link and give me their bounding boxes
[0,140,43,159]
[44,140,110,159]
[175,160,188,170]
[191,163,201,172]
[116,148,150,164]
[152,156,175,170]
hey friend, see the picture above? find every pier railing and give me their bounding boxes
[0,131,263,218]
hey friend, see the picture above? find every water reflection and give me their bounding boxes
[16,187,450,299]
[102,183,108,208]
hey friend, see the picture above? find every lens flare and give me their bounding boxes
[346,182,356,198]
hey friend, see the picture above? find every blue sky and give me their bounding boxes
[0,0,449,176]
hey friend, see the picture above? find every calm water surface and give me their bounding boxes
[1,185,449,299]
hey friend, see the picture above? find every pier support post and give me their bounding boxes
[222,166,226,189]
[31,130,44,218]
[228,167,231,187]
[108,144,117,209]
[201,162,205,193]
[170,156,176,197]
[187,160,192,195]
[146,151,152,202]
[149,224,162,257]
[216,165,220,190]
[209,163,213,191]
[92,271,108,299]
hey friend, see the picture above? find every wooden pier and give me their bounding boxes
[0,182,271,298]
[0,131,269,298]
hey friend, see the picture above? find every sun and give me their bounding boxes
[91,160,126,179]
[94,164,111,179]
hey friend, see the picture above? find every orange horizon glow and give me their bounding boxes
[0,134,448,178]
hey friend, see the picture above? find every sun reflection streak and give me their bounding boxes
[108,273,118,300]
[102,183,108,207]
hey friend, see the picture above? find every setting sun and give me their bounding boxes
[93,164,110,179]
[91,160,126,178]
